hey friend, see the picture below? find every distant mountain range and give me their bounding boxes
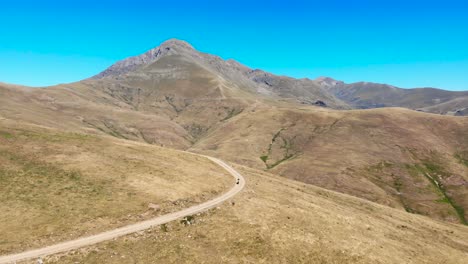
[320,78,468,115]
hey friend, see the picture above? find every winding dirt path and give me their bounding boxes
[0,156,245,264]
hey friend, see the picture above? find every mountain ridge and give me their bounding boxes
[89,38,467,115]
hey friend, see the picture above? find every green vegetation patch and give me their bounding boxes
[221,107,243,121]
[17,130,95,143]
[185,123,210,142]
[0,131,14,139]
[454,152,468,167]
[393,177,403,192]
[405,162,467,225]
[260,128,297,169]
[0,150,111,207]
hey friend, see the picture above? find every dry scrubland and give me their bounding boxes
[36,165,468,264]
[0,119,231,255]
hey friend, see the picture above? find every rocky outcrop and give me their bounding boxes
[92,39,194,79]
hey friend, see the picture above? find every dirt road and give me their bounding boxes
[0,156,245,264]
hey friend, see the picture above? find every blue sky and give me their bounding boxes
[0,0,467,90]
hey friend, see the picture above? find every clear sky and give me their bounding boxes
[0,0,467,90]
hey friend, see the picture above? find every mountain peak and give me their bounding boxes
[159,39,194,50]
[91,39,196,79]
[315,76,344,88]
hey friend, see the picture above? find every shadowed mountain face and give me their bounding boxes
[1,39,467,225]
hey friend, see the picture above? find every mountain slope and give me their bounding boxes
[0,82,192,148]
[420,96,468,116]
[191,104,468,224]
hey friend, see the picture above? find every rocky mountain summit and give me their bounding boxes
[92,39,195,79]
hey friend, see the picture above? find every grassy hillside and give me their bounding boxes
[41,165,468,264]
[0,119,231,255]
[0,82,193,149]
[192,104,468,224]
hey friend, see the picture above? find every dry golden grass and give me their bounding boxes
[0,82,193,149]
[39,164,468,264]
[0,119,231,255]
[192,104,468,224]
